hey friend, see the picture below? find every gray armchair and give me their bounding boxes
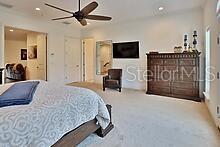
[103,69,122,92]
[5,64,26,81]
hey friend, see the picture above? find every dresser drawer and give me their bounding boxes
[150,59,163,65]
[179,59,196,66]
[149,86,171,94]
[148,71,172,80]
[174,74,197,81]
[147,73,160,79]
[172,88,198,97]
[149,81,170,87]
[161,71,173,81]
[164,59,178,65]
[149,65,163,72]
[172,82,197,89]
[179,66,196,74]
[164,66,178,72]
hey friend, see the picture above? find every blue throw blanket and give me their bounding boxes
[0,81,39,108]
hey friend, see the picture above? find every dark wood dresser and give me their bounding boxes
[0,68,4,84]
[146,52,201,101]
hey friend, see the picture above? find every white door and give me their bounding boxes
[83,38,94,82]
[64,37,81,84]
[37,34,47,80]
[27,33,38,80]
[27,33,47,80]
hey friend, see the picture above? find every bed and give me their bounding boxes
[0,80,113,147]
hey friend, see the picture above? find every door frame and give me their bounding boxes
[82,38,95,82]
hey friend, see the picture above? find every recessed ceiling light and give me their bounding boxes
[159,7,164,11]
[9,29,13,32]
[35,8,41,11]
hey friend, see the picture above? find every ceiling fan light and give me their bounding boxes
[159,7,164,11]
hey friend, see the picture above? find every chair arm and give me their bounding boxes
[103,75,110,81]
[103,75,109,90]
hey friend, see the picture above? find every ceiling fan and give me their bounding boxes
[45,0,112,26]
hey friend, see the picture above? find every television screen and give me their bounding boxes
[113,41,139,58]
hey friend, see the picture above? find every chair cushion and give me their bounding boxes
[106,79,119,86]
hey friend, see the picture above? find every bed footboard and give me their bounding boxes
[52,104,114,147]
[96,104,114,137]
[52,119,100,147]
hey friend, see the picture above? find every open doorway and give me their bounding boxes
[82,38,95,82]
[4,26,47,83]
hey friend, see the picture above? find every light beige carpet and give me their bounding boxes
[69,82,220,147]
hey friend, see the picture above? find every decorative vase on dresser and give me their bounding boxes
[146,52,201,102]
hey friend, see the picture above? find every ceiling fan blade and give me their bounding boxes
[45,3,74,14]
[80,19,87,26]
[86,15,112,21]
[81,1,98,15]
[52,16,74,21]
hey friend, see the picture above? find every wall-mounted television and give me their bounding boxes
[113,41,139,58]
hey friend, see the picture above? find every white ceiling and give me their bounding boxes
[5,27,28,41]
[4,26,43,41]
[0,0,206,27]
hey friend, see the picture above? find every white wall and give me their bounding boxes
[203,0,220,127]
[82,8,204,91]
[4,39,27,66]
[0,8,81,85]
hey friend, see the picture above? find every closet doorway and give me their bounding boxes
[82,38,95,82]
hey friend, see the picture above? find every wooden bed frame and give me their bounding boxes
[52,104,114,147]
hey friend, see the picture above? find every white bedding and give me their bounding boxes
[0,83,14,95]
[0,81,110,147]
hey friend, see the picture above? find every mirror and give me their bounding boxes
[96,40,113,75]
